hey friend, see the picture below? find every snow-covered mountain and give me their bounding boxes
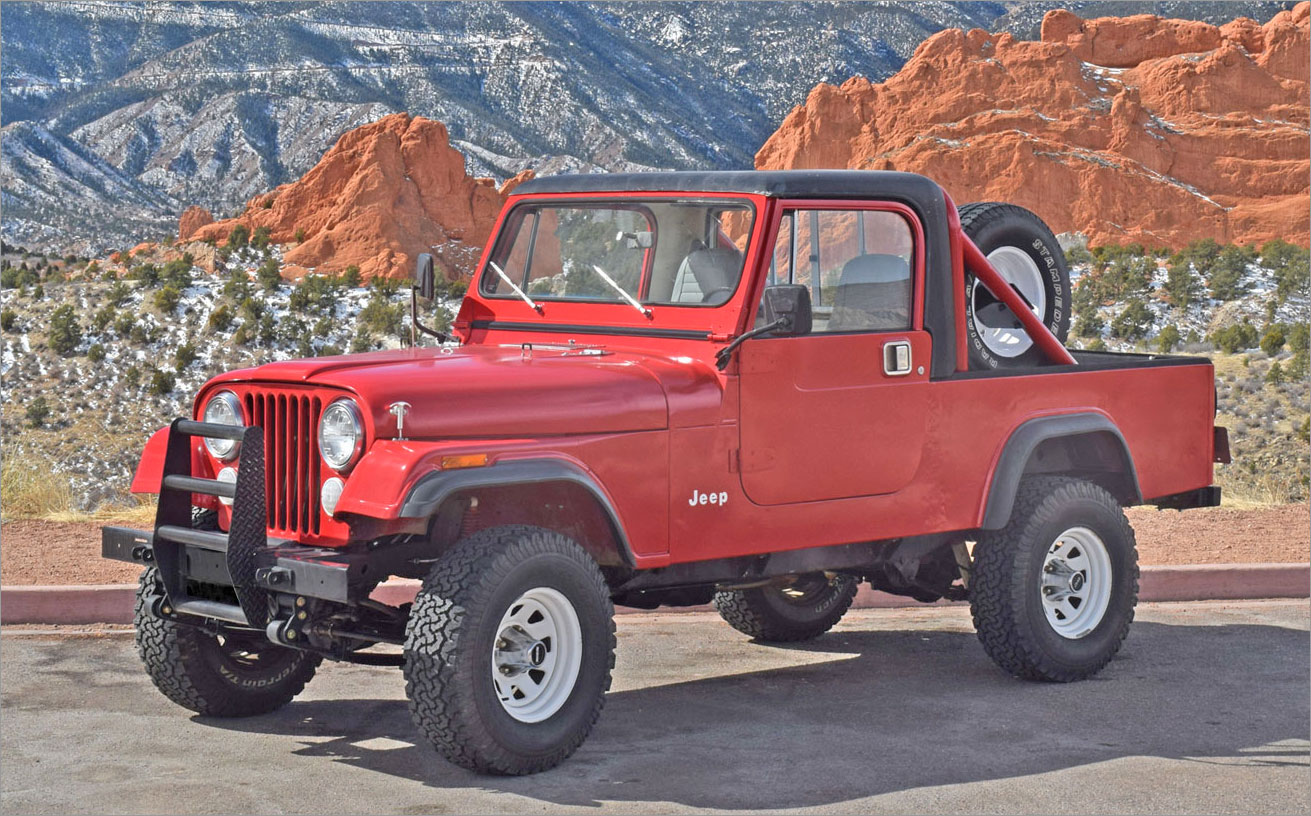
[0,1,1292,253]
[1,121,180,254]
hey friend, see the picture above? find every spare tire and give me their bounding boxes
[959,203,1071,369]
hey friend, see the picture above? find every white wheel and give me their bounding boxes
[490,587,583,723]
[971,245,1047,359]
[1039,526,1113,639]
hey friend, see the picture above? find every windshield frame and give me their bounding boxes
[476,195,758,310]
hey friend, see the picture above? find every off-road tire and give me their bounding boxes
[714,572,859,642]
[970,477,1138,682]
[959,202,1071,369]
[133,509,320,717]
[403,525,616,775]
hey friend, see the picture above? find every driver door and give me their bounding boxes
[738,203,931,505]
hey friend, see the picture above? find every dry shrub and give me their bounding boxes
[0,462,154,523]
[0,461,74,519]
[40,499,156,526]
[1216,468,1302,508]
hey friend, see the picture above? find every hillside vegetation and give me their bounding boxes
[1,239,461,517]
[1,236,1306,515]
[1064,237,1310,505]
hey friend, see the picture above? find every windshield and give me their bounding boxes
[480,199,755,308]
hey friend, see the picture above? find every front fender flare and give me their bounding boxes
[981,413,1140,530]
[130,426,172,494]
[398,458,636,567]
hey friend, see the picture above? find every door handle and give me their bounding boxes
[883,340,912,376]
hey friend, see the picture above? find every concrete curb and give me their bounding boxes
[3,563,1307,626]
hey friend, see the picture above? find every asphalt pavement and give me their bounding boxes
[2,600,1308,815]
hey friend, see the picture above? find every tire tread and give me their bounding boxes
[134,568,319,716]
[971,476,1138,682]
[714,575,858,642]
[403,525,615,775]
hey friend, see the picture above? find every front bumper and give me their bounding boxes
[101,526,367,607]
[102,418,366,627]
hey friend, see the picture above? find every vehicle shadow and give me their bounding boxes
[197,619,1310,810]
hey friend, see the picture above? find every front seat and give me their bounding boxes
[672,246,743,305]
[827,253,911,332]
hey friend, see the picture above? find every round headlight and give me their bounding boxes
[318,399,363,472]
[202,391,243,460]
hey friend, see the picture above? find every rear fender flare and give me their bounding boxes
[981,413,1140,529]
[399,458,636,567]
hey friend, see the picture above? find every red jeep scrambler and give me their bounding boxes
[103,170,1226,775]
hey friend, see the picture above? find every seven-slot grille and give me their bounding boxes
[241,390,323,536]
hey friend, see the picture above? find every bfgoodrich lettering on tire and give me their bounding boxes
[403,525,616,775]
[970,476,1139,682]
[134,568,320,716]
[959,202,1071,369]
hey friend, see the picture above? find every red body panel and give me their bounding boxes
[131,180,1218,563]
[738,330,933,504]
[667,361,1214,564]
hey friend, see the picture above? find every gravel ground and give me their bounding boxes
[1,504,1306,586]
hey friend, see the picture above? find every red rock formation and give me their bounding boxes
[755,3,1309,248]
[177,206,214,241]
[498,169,537,197]
[192,114,507,280]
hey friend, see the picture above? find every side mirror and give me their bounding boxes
[761,284,812,336]
[414,253,435,301]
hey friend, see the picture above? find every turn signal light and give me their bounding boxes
[440,453,490,470]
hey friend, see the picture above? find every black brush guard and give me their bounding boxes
[102,418,368,628]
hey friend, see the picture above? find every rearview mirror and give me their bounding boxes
[762,284,812,336]
[414,252,435,301]
[616,230,654,249]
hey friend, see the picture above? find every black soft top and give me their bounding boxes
[514,169,945,203]
[512,169,958,379]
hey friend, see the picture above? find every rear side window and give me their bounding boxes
[768,209,914,333]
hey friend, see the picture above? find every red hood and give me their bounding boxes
[205,344,723,438]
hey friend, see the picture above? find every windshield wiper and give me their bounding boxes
[592,264,651,318]
[488,261,542,313]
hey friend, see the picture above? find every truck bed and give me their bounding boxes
[946,349,1212,379]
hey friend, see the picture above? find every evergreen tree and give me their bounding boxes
[1156,324,1181,353]
[48,305,82,354]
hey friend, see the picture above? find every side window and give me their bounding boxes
[769,209,914,333]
